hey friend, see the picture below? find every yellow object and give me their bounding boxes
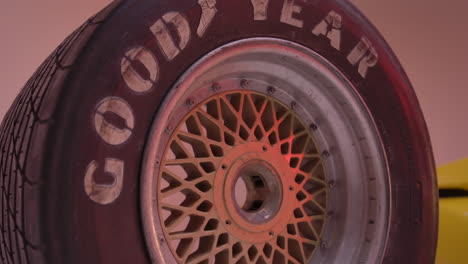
[438,158,468,191]
[436,158,468,264]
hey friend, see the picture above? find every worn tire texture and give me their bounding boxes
[0,2,122,263]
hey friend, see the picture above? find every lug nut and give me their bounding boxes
[241,79,250,88]
[320,240,330,249]
[186,98,195,107]
[211,82,221,92]
[164,126,173,134]
[310,123,318,131]
[267,86,276,94]
[322,150,330,158]
[291,101,297,109]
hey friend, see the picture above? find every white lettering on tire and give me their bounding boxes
[94,97,135,145]
[151,12,191,61]
[121,47,159,93]
[312,10,342,51]
[280,0,303,28]
[347,37,379,78]
[84,159,124,205]
[250,0,270,20]
[197,0,217,37]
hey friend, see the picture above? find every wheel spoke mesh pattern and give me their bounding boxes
[158,91,327,264]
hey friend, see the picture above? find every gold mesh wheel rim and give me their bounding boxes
[157,90,328,264]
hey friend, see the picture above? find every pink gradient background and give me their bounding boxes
[0,0,467,165]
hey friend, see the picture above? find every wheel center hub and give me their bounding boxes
[232,160,282,224]
[214,142,296,243]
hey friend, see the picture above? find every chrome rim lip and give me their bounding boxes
[141,38,390,264]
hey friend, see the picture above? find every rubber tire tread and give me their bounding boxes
[0,2,121,263]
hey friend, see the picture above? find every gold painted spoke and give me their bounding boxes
[274,246,302,264]
[283,236,308,263]
[267,113,291,135]
[177,131,231,150]
[220,97,253,132]
[173,138,196,158]
[247,94,269,128]
[160,168,184,183]
[200,103,241,143]
[219,96,241,121]
[160,176,212,199]
[252,252,262,263]
[164,156,222,166]
[291,215,326,239]
[232,252,244,263]
[265,128,277,141]
[254,97,269,119]
[168,230,217,240]
[278,130,308,146]
[195,109,239,138]
[299,196,327,213]
[186,243,229,264]
[296,137,311,155]
[309,159,323,174]
[288,153,321,159]
[285,232,319,246]
[292,213,327,222]
[310,187,327,197]
[230,241,246,263]
[161,203,213,232]
[293,170,327,186]
[160,202,210,216]
[178,239,197,263]
[297,188,326,203]
[190,112,206,137]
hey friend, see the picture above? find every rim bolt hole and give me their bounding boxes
[291,101,297,109]
[267,86,276,94]
[310,123,318,131]
[164,126,173,134]
[269,231,274,237]
[211,82,221,92]
[241,79,250,88]
[221,164,227,170]
[262,146,268,152]
[225,220,232,226]
[322,150,330,158]
[289,186,294,191]
[185,98,196,107]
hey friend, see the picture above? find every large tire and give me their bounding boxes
[0,0,437,263]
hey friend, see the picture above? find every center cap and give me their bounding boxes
[214,142,296,244]
[232,159,282,224]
